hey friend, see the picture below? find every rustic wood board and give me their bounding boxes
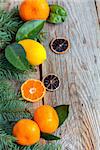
[1,0,100,150]
[42,0,100,149]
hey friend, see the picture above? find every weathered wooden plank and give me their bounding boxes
[42,0,100,149]
[2,0,100,149]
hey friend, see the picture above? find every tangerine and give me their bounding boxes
[19,0,50,21]
[21,79,46,102]
[34,105,59,133]
[13,119,40,146]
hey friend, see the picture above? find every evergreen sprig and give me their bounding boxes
[0,7,24,49]
[7,142,61,150]
[0,133,16,150]
[0,80,33,149]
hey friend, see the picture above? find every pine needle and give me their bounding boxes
[0,7,24,49]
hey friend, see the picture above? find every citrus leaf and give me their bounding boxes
[5,43,30,71]
[47,5,67,24]
[41,132,61,141]
[54,105,69,127]
[16,20,45,42]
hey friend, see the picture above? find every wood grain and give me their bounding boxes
[42,0,100,149]
[1,0,100,149]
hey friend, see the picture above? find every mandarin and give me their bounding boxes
[13,119,40,146]
[34,105,59,134]
[19,0,50,21]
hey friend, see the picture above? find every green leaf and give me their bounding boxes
[41,132,60,141]
[47,5,67,24]
[54,105,69,127]
[16,20,45,42]
[5,43,30,71]
[0,53,35,81]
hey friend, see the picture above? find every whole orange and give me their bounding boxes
[19,0,50,21]
[13,119,40,146]
[34,105,59,134]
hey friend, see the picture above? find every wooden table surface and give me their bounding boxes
[2,0,100,149]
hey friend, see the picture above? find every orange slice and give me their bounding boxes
[21,79,46,102]
[50,37,70,54]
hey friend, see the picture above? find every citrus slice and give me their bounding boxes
[50,37,70,54]
[42,74,60,92]
[21,79,46,102]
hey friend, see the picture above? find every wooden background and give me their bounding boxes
[1,0,100,149]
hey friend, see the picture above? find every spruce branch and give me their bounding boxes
[0,7,24,49]
[0,128,16,150]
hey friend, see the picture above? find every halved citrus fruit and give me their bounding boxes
[21,79,46,102]
[50,37,70,54]
[42,74,60,92]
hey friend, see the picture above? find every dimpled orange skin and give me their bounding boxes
[34,105,59,134]
[13,119,40,146]
[19,0,50,21]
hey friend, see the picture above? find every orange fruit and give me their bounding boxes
[19,0,50,21]
[34,105,59,133]
[13,119,40,146]
[21,79,46,102]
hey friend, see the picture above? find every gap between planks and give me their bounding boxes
[94,0,100,24]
